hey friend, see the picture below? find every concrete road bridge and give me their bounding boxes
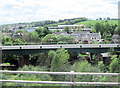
[1,44,120,55]
[1,44,120,67]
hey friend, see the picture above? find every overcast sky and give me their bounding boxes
[0,0,119,25]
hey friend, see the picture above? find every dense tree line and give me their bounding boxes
[94,22,119,35]
[58,17,88,25]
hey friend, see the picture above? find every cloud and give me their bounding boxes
[0,0,118,25]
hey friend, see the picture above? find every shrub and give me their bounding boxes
[109,58,120,73]
[2,65,52,86]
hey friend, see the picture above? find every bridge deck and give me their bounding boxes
[1,44,120,55]
[1,44,120,50]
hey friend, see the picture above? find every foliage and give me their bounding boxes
[58,34,75,43]
[98,61,106,72]
[63,26,71,33]
[77,53,88,61]
[15,29,24,34]
[71,61,105,82]
[32,20,57,27]
[108,48,116,56]
[76,20,118,27]
[50,48,70,81]
[58,17,88,25]
[41,34,58,43]
[115,27,120,35]
[29,53,50,69]
[12,38,25,45]
[50,48,70,72]
[29,31,40,43]
[55,29,61,32]
[94,22,101,33]
[2,65,52,86]
[22,31,40,43]
[2,36,12,45]
[90,54,99,65]
[35,26,52,38]
[71,61,91,72]
[36,53,51,69]
[109,58,120,73]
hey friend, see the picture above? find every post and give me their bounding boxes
[70,71,75,88]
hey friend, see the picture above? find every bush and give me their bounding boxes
[2,65,52,86]
[71,61,106,82]
[98,61,106,72]
[109,58,120,73]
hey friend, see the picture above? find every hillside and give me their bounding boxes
[75,20,118,27]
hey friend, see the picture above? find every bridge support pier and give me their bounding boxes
[18,55,29,67]
[89,53,94,61]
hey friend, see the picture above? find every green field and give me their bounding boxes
[75,20,118,27]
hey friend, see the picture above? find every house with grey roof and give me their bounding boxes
[53,31,101,43]
[112,35,120,43]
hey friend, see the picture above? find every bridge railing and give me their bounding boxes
[0,70,120,87]
[1,41,119,46]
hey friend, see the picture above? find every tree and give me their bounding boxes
[58,34,75,43]
[99,23,105,36]
[35,27,43,38]
[104,23,111,34]
[114,27,120,35]
[107,17,110,20]
[109,58,120,73]
[110,24,117,35]
[18,26,23,29]
[50,48,70,81]
[2,36,12,45]
[94,22,101,33]
[55,29,61,32]
[99,18,102,20]
[41,34,58,43]
[4,27,9,33]
[64,21,70,25]
[118,27,120,35]
[35,26,52,38]
[42,26,52,37]
[71,61,103,82]
[86,23,92,28]
[98,61,105,72]
[64,26,71,33]
[15,29,24,34]
[50,48,70,72]
[22,32,31,42]
[12,39,24,45]
[29,31,40,43]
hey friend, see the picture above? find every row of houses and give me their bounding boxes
[1,23,35,33]
[49,25,99,43]
[53,31,101,43]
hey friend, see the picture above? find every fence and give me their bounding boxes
[0,70,120,87]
